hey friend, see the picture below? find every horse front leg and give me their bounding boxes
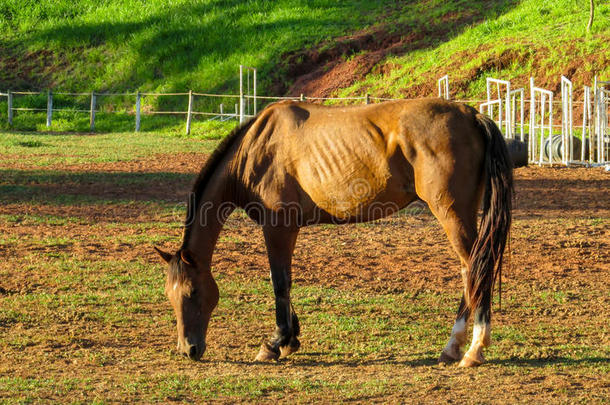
[255,226,300,361]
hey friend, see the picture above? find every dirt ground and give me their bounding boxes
[1,150,609,403]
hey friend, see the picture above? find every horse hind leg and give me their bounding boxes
[433,209,491,367]
[458,289,491,367]
[418,189,479,364]
[439,294,470,363]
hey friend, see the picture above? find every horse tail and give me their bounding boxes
[466,113,513,314]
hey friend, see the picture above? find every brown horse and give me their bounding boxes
[155,98,513,367]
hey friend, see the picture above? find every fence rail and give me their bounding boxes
[2,70,608,166]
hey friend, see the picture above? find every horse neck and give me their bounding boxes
[183,168,235,269]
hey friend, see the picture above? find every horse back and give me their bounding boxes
[231,99,484,223]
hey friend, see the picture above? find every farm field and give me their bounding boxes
[0,131,609,403]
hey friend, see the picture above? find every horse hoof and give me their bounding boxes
[254,344,280,362]
[438,350,461,364]
[458,353,484,367]
[279,338,301,359]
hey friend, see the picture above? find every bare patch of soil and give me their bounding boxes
[1,158,609,403]
[275,6,494,98]
[0,152,209,173]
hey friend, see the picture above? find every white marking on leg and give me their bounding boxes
[442,318,467,359]
[471,323,490,348]
[460,322,491,366]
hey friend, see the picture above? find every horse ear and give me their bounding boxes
[180,249,194,266]
[154,247,173,263]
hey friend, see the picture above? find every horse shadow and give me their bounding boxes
[208,354,608,369]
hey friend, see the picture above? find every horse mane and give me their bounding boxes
[181,117,257,250]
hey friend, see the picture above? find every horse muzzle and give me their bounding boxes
[179,338,206,361]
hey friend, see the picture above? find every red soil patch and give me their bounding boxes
[1,152,609,403]
[276,7,490,98]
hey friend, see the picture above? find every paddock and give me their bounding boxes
[0,131,608,402]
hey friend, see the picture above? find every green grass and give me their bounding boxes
[1,1,607,133]
[339,0,609,100]
[0,0,390,100]
[1,132,609,402]
[0,129,228,166]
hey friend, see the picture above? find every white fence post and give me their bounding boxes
[135,92,141,132]
[536,89,553,165]
[486,78,512,138]
[540,92,546,164]
[89,92,96,132]
[560,76,573,164]
[582,86,591,162]
[510,88,524,142]
[596,79,609,163]
[46,90,53,128]
[253,68,257,116]
[529,77,535,162]
[438,75,449,100]
[7,90,12,126]
[239,65,245,123]
[186,90,193,135]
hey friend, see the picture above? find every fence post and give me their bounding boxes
[186,90,193,135]
[89,91,96,132]
[365,94,370,104]
[582,86,590,161]
[300,93,305,102]
[220,103,224,117]
[235,103,238,120]
[7,90,12,126]
[253,68,257,116]
[529,77,535,163]
[505,82,511,138]
[591,76,596,162]
[239,65,245,123]
[135,92,141,132]
[46,90,53,128]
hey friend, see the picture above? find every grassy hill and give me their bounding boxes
[335,0,610,101]
[0,0,392,93]
[0,0,608,132]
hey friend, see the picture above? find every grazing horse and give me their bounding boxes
[155,98,513,367]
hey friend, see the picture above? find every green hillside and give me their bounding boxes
[0,0,391,93]
[337,0,609,101]
[0,0,608,132]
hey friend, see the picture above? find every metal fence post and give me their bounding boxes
[505,82,511,138]
[46,90,53,128]
[438,75,449,100]
[135,92,141,132]
[529,77,535,163]
[365,94,370,104]
[589,75,601,163]
[253,68,257,116]
[582,86,590,161]
[7,90,12,126]
[186,90,193,135]
[89,91,96,132]
[300,94,305,102]
[239,65,245,123]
